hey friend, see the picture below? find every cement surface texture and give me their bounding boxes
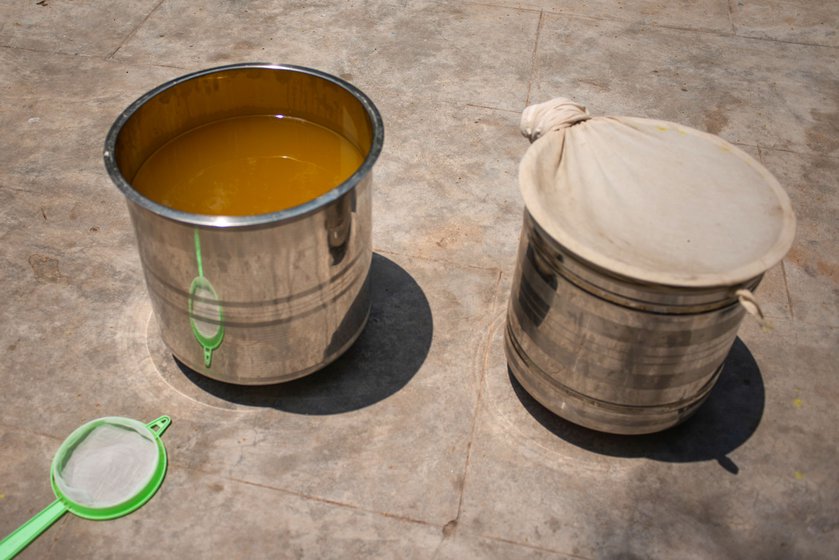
[1,1,837,558]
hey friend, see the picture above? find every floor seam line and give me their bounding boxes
[490,269,504,316]
[373,248,504,275]
[0,43,99,58]
[169,462,439,529]
[463,1,542,15]
[106,0,166,60]
[758,145,839,160]
[479,531,595,559]
[451,311,505,526]
[464,102,522,114]
[0,423,63,443]
[525,10,545,106]
[726,0,736,34]
[507,6,839,50]
[780,260,795,320]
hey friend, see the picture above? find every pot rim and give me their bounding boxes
[523,210,762,311]
[103,62,384,228]
[518,117,795,288]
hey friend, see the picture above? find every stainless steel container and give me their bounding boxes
[507,98,794,435]
[506,212,758,434]
[104,64,383,384]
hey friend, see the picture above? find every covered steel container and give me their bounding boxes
[507,99,795,434]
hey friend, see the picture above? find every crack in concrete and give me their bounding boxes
[525,10,544,107]
[106,0,166,60]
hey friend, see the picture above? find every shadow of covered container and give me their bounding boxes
[510,337,765,473]
[104,64,384,384]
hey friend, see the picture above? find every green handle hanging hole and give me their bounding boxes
[147,416,171,437]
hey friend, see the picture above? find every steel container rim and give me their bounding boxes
[521,210,762,312]
[103,62,384,229]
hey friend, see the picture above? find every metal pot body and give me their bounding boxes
[506,212,758,434]
[104,64,383,384]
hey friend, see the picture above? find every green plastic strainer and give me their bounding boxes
[0,416,170,559]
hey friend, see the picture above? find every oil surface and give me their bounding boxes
[132,115,364,215]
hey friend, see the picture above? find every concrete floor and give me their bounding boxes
[1,1,837,558]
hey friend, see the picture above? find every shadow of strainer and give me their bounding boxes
[511,338,764,473]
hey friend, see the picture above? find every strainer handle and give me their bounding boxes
[147,416,171,437]
[0,499,67,559]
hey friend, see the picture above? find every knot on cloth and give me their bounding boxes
[520,98,592,142]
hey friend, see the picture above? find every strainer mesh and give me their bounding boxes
[54,419,158,509]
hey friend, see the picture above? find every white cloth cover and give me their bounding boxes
[519,98,796,287]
